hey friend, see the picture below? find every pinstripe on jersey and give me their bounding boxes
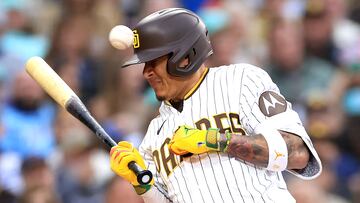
[139,64,321,203]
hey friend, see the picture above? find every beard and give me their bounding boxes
[11,98,41,112]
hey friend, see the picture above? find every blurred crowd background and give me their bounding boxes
[0,0,359,203]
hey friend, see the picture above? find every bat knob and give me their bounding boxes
[128,161,153,185]
[137,169,153,185]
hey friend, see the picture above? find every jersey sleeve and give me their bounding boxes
[139,120,171,203]
[235,64,322,180]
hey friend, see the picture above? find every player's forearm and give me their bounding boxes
[224,133,268,167]
[224,131,310,169]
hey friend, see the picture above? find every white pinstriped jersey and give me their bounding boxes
[139,64,322,203]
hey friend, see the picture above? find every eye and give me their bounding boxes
[146,55,169,68]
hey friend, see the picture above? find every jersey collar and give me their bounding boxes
[183,67,209,100]
[164,67,209,111]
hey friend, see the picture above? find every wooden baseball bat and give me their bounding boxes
[25,56,152,185]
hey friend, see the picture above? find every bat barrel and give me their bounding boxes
[25,56,152,186]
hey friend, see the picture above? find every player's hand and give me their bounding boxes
[168,125,231,155]
[110,141,149,186]
[110,142,154,195]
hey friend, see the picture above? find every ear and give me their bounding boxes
[179,56,190,69]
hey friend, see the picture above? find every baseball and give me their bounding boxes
[109,25,134,50]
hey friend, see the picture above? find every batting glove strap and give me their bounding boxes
[133,183,152,195]
[205,129,231,152]
[205,128,220,150]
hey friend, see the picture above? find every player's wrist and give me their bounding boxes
[133,183,153,195]
[205,128,219,150]
[219,130,232,152]
[133,178,154,195]
[205,129,231,152]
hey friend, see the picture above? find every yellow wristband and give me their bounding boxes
[205,128,220,150]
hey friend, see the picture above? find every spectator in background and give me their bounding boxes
[141,0,179,18]
[61,0,123,58]
[91,49,158,145]
[288,174,349,203]
[266,18,336,120]
[249,0,288,63]
[349,0,360,23]
[348,172,360,203]
[0,71,56,158]
[303,0,340,67]
[206,26,236,67]
[223,1,265,65]
[0,1,30,100]
[0,1,48,61]
[300,138,351,202]
[0,48,24,100]
[336,116,360,201]
[0,70,56,195]
[0,68,6,108]
[199,2,258,67]
[325,0,360,69]
[55,125,112,203]
[18,187,59,203]
[20,157,55,195]
[61,0,96,16]
[17,157,60,203]
[105,65,154,146]
[46,15,100,104]
[199,6,238,67]
[335,69,360,201]
[0,150,23,195]
[0,185,16,203]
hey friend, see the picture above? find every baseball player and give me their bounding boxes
[110,8,322,203]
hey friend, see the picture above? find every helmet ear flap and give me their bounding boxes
[186,48,197,67]
[177,55,191,69]
[180,48,197,71]
[167,46,196,77]
[167,34,212,77]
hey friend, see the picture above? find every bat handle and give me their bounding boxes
[67,101,153,186]
[128,161,153,185]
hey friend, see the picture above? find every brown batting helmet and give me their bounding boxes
[122,8,213,77]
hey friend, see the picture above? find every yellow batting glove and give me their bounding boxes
[168,125,231,155]
[110,141,153,194]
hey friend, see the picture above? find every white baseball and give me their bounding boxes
[109,25,134,50]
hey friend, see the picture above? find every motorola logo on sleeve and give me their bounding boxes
[258,91,287,117]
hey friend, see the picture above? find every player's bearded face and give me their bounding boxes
[143,56,188,101]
